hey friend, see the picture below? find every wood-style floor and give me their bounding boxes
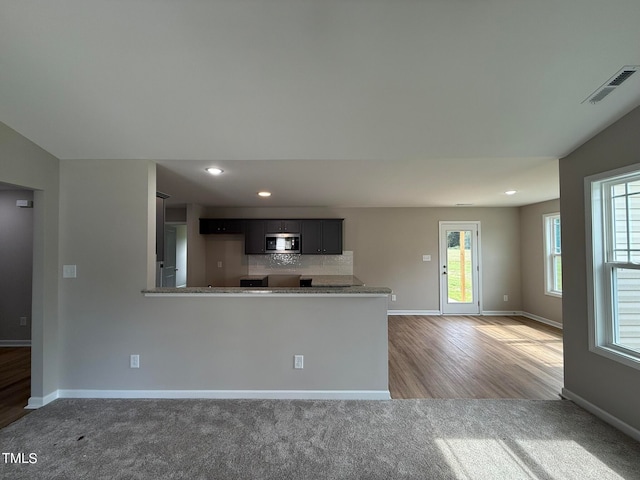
[0,347,31,429]
[389,315,564,399]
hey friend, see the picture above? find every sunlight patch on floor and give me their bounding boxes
[435,438,624,480]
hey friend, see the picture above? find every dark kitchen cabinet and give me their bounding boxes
[301,219,343,255]
[199,218,243,234]
[321,219,343,254]
[244,220,266,254]
[301,220,322,254]
[265,220,301,233]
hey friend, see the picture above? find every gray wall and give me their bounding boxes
[202,206,522,312]
[0,121,60,401]
[560,105,640,432]
[0,190,34,342]
[57,159,388,394]
[520,199,562,325]
[58,159,156,389]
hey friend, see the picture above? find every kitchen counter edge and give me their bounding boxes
[142,286,391,297]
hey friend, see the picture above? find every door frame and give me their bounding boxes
[439,221,482,315]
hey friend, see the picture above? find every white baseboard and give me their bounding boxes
[26,391,59,409]
[561,388,640,442]
[0,340,32,347]
[481,310,521,316]
[388,310,441,316]
[388,310,563,330]
[520,311,563,329]
[55,389,391,401]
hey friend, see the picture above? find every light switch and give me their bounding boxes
[63,265,77,278]
[422,255,431,262]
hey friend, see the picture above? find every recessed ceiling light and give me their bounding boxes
[206,167,224,175]
[257,191,271,197]
[505,190,517,195]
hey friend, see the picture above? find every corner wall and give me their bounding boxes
[519,199,562,326]
[560,105,640,433]
[0,121,60,402]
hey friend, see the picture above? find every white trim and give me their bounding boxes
[543,212,563,297]
[0,340,32,347]
[56,389,391,401]
[26,391,60,409]
[561,388,640,442]
[388,310,441,316]
[544,291,563,299]
[520,311,563,330]
[585,164,640,371]
[388,310,563,329]
[481,310,520,316]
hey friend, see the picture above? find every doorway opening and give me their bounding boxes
[0,185,34,427]
[165,223,187,288]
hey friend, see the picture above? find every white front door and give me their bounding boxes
[439,222,480,314]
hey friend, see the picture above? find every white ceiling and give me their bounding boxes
[2,0,640,207]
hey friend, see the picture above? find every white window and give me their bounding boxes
[544,213,562,297]
[587,164,640,369]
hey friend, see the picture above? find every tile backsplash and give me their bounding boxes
[248,251,353,276]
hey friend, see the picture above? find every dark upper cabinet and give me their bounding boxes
[265,220,301,233]
[321,219,343,254]
[301,220,322,254]
[244,220,266,254]
[201,217,341,255]
[200,219,243,234]
[302,219,343,255]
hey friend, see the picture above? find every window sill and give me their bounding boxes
[544,291,562,299]
[589,344,640,371]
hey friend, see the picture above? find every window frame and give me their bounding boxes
[543,213,562,298]
[586,163,640,370]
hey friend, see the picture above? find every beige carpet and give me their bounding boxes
[1,398,639,479]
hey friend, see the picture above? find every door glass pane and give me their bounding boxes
[614,268,640,353]
[447,230,473,304]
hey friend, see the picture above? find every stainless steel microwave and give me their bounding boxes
[265,233,300,253]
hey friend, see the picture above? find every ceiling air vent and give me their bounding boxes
[583,66,639,104]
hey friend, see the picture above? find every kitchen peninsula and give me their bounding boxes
[142,282,391,400]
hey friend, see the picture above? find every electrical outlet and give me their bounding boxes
[217,261,223,268]
[294,355,304,369]
[504,295,509,302]
[130,355,140,369]
[391,294,397,302]
[62,265,77,278]
[422,255,431,262]
[19,317,27,326]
